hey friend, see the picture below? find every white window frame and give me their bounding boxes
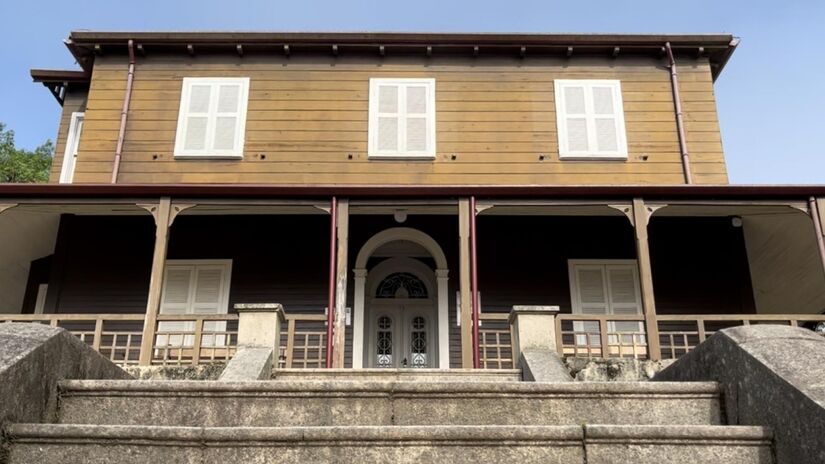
[368,78,436,159]
[173,77,250,159]
[554,79,628,160]
[59,112,84,183]
[567,259,641,316]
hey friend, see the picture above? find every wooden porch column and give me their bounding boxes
[632,198,662,361]
[458,198,473,367]
[332,199,349,368]
[138,197,172,366]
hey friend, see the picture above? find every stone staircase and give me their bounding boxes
[5,370,775,463]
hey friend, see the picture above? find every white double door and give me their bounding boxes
[367,302,436,368]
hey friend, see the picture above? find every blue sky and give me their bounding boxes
[1,0,823,183]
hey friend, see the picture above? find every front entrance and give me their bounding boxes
[368,300,437,368]
[353,228,450,369]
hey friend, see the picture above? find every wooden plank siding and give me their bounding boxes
[48,90,88,183]
[67,54,728,184]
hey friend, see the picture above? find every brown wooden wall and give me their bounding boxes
[49,89,88,183]
[66,53,728,184]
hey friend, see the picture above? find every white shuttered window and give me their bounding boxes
[554,80,628,159]
[568,260,644,343]
[158,260,232,347]
[368,78,436,158]
[174,78,250,158]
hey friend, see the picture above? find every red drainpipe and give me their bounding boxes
[325,197,338,368]
[665,42,693,185]
[809,197,825,276]
[111,39,136,184]
[470,196,480,368]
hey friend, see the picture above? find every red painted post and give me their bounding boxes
[325,197,337,368]
[470,196,480,368]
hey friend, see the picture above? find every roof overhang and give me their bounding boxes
[63,31,740,81]
[0,184,821,201]
[30,69,90,105]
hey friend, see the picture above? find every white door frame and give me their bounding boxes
[59,112,84,184]
[352,227,450,369]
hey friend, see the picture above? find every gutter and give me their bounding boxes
[665,42,693,185]
[111,39,136,184]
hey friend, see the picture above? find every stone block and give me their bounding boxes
[509,305,560,361]
[234,303,285,351]
[655,324,825,464]
[520,349,573,382]
[218,347,274,381]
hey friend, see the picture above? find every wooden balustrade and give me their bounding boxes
[279,313,328,368]
[0,314,145,365]
[4,311,825,367]
[478,313,514,369]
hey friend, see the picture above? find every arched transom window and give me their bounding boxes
[375,272,428,299]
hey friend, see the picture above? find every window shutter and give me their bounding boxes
[192,267,226,315]
[175,78,249,157]
[576,267,609,315]
[606,265,643,334]
[160,267,193,314]
[369,79,435,157]
[183,85,211,151]
[592,85,620,152]
[555,80,627,158]
[377,84,400,151]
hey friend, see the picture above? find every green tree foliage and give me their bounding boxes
[0,122,53,183]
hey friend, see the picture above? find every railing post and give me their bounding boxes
[92,317,103,351]
[285,318,296,368]
[632,198,662,361]
[234,303,286,353]
[138,197,172,366]
[509,305,560,363]
[191,318,204,365]
[599,318,610,357]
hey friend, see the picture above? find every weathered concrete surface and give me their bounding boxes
[7,424,584,464]
[272,368,522,382]
[0,323,130,427]
[585,425,774,464]
[7,423,772,464]
[520,350,573,382]
[655,325,825,464]
[218,347,273,381]
[234,303,284,353]
[57,380,722,427]
[123,364,224,380]
[509,305,560,362]
[565,357,674,381]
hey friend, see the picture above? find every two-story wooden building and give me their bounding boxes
[2,31,825,370]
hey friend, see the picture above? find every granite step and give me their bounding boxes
[58,379,723,427]
[271,367,523,382]
[5,424,773,464]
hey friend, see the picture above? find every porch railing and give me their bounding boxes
[279,313,328,368]
[0,314,145,365]
[478,313,514,369]
[150,314,239,366]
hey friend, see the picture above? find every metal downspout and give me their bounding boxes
[665,42,693,185]
[469,196,480,368]
[809,197,825,277]
[326,197,338,368]
[111,39,136,183]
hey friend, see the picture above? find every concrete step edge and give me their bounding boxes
[59,379,720,397]
[585,424,773,443]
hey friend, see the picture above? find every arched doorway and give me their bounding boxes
[352,227,449,369]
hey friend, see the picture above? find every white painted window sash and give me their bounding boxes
[368,78,436,158]
[174,78,249,158]
[555,80,628,159]
[59,112,84,184]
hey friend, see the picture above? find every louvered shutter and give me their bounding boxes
[606,265,643,334]
[573,266,609,345]
[377,84,400,151]
[405,85,428,152]
[562,85,589,152]
[213,84,241,150]
[159,267,194,347]
[193,266,226,346]
[592,85,620,152]
[182,85,211,151]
